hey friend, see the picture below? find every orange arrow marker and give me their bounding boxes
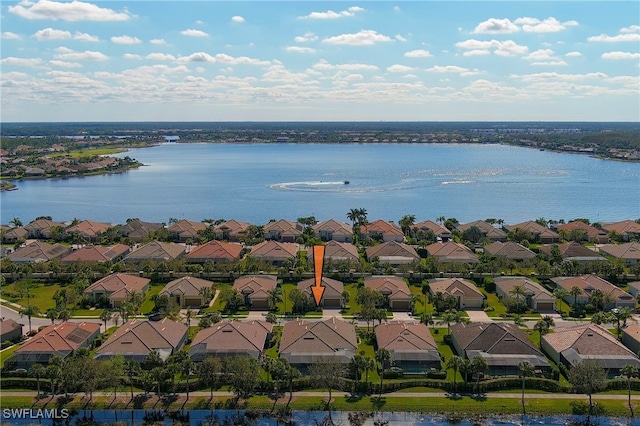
[312,245,325,306]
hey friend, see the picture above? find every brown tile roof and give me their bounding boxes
[452,322,542,356]
[622,324,640,344]
[429,278,484,298]
[280,317,357,357]
[214,219,252,240]
[599,243,640,261]
[556,221,608,240]
[426,242,479,263]
[3,227,28,240]
[311,240,359,262]
[298,277,344,300]
[160,276,214,297]
[375,321,438,352]
[494,277,554,301]
[0,319,22,335]
[250,241,299,260]
[7,241,72,262]
[483,241,536,260]
[186,240,243,262]
[360,220,404,238]
[124,241,186,262]
[263,219,303,239]
[543,324,636,357]
[190,320,273,360]
[365,241,419,263]
[364,276,411,301]
[24,219,65,236]
[167,220,208,240]
[312,220,353,239]
[60,244,130,263]
[539,242,605,261]
[96,319,187,360]
[458,220,507,240]
[505,221,559,240]
[602,220,640,237]
[232,275,278,299]
[116,219,164,241]
[65,220,111,238]
[412,220,451,238]
[16,321,100,354]
[84,273,150,300]
[552,274,633,303]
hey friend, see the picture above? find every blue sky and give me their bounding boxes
[1,1,639,122]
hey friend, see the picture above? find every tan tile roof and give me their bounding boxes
[484,241,536,260]
[543,324,635,357]
[160,276,214,297]
[375,321,438,352]
[429,277,484,298]
[556,221,608,240]
[232,275,277,299]
[602,220,640,236]
[214,219,252,239]
[186,241,243,261]
[24,219,65,236]
[65,220,111,238]
[263,220,303,238]
[364,276,411,301]
[0,319,22,335]
[599,243,640,261]
[124,241,186,262]
[312,220,353,238]
[360,220,404,238]
[7,241,71,262]
[365,241,419,262]
[16,321,100,354]
[3,227,28,240]
[552,274,633,302]
[622,324,640,344]
[250,241,299,260]
[61,244,129,263]
[311,240,359,262]
[190,320,273,359]
[426,242,479,263]
[458,220,507,240]
[452,322,542,356]
[84,273,150,299]
[413,220,451,238]
[494,277,554,301]
[167,220,208,239]
[280,317,357,356]
[116,219,164,240]
[298,277,344,299]
[505,221,559,240]
[539,242,605,260]
[96,319,187,360]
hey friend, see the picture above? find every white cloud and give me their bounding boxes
[1,32,22,40]
[565,51,582,57]
[150,38,166,45]
[48,60,82,68]
[177,52,271,66]
[523,49,556,61]
[0,57,43,67]
[395,34,407,42]
[111,35,142,45]
[456,39,528,56]
[73,31,99,42]
[301,6,365,19]
[514,72,607,83]
[426,65,480,76]
[404,49,432,58]
[530,60,567,66]
[588,33,640,42]
[231,16,245,23]
[312,59,378,71]
[322,30,392,46]
[54,47,108,61]
[462,50,491,57]
[123,53,142,60]
[33,27,71,40]
[8,0,133,21]
[472,18,519,34]
[146,53,176,61]
[294,32,318,43]
[601,51,640,60]
[286,46,316,54]
[387,64,415,73]
[620,25,640,34]
[181,29,209,37]
[515,17,579,33]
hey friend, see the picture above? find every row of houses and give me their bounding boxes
[4,217,639,246]
[10,316,640,379]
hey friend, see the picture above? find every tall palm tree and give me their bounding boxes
[399,214,416,237]
[533,320,549,347]
[569,286,582,310]
[437,310,458,335]
[45,308,59,324]
[518,361,535,415]
[553,288,568,315]
[620,364,637,417]
[100,310,112,332]
[19,305,41,334]
[29,363,46,397]
[375,348,391,398]
[509,284,528,312]
[420,313,435,330]
[446,355,465,395]
[470,356,488,396]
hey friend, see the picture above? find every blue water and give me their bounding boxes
[1,143,639,225]
[1,409,637,426]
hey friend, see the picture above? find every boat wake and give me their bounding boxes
[268,181,350,192]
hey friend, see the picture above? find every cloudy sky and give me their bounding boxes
[1,0,639,122]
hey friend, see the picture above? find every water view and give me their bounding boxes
[1,143,638,225]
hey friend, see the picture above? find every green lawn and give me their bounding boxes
[429,328,460,382]
[342,283,362,316]
[3,282,61,312]
[480,289,507,317]
[0,344,20,368]
[409,284,434,315]
[140,283,164,314]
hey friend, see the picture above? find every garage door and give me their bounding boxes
[536,302,554,311]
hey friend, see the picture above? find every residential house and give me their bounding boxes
[310,240,359,264]
[60,244,130,264]
[451,322,551,376]
[539,242,607,263]
[167,219,208,242]
[84,273,150,307]
[426,242,480,263]
[542,324,640,377]
[429,278,485,309]
[364,276,412,311]
[312,219,353,243]
[263,219,303,242]
[359,220,404,243]
[365,241,419,265]
[190,320,273,361]
[626,281,640,297]
[457,220,507,242]
[64,220,111,242]
[598,242,640,266]
[602,220,640,242]
[7,241,72,263]
[483,241,536,261]
[116,219,164,243]
[186,240,243,264]
[494,277,556,311]
[23,218,65,239]
[412,220,452,242]
[94,319,188,362]
[1,226,28,244]
[0,319,23,343]
[375,321,441,373]
[504,221,560,244]
[555,221,609,244]
[249,241,299,266]
[232,275,278,310]
[551,275,636,310]
[297,277,344,308]
[279,317,357,368]
[123,241,186,263]
[159,276,215,308]
[11,321,101,369]
[214,219,252,242]
[621,324,640,356]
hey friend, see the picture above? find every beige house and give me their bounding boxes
[61,244,130,264]
[297,277,344,308]
[232,275,278,310]
[312,219,353,243]
[214,219,253,241]
[412,220,452,242]
[621,324,640,356]
[64,220,111,242]
[359,220,404,242]
[494,277,555,311]
[504,221,559,244]
[426,242,479,263]
[539,242,606,263]
[429,278,485,309]
[84,273,150,307]
[23,218,66,239]
[167,219,208,242]
[483,241,536,261]
[598,242,640,266]
[263,219,303,242]
[602,220,640,242]
[551,274,635,310]
[116,219,164,243]
[458,220,507,242]
[375,321,441,372]
[365,241,419,265]
[364,275,412,311]
[555,221,609,244]
[7,241,72,263]
[249,241,299,265]
[123,241,186,263]
[186,240,243,263]
[190,320,273,361]
[0,319,23,343]
[310,240,359,264]
[159,276,215,307]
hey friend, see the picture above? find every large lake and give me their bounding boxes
[1,143,639,225]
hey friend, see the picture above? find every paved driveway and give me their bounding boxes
[465,309,493,322]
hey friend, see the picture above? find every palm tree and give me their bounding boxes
[9,217,22,227]
[375,348,391,398]
[541,315,555,328]
[553,288,568,315]
[437,310,458,335]
[185,308,194,328]
[446,355,465,395]
[509,284,528,312]
[57,309,71,322]
[19,305,41,334]
[100,310,112,332]
[399,214,416,237]
[470,356,488,396]
[29,363,46,397]
[267,287,283,309]
[569,286,582,310]
[420,313,435,330]
[181,357,194,402]
[518,361,535,415]
[437,216,446,225]
[45,308,59,324]
[533,320,549,347]
[620,364,637,417]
